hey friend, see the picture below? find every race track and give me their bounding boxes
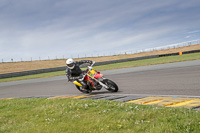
[0,60,200,99]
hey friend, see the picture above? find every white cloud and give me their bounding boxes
[185,36,191,39]
[188,30,200,34]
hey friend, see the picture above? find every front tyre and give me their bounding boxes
[75,85,92,94]
[103,79,118,92]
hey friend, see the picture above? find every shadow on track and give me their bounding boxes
[89,90,122,95]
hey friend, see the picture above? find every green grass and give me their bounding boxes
[0,98,199,133]
[1,52,200,82]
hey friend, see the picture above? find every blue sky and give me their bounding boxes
[0,0,200,62]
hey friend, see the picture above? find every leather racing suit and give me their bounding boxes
[66,60,93,88]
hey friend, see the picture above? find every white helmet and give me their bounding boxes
[66,58,75,69]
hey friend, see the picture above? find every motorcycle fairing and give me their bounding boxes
[94,73,103,79]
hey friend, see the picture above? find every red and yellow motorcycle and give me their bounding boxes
[73,62,118,93]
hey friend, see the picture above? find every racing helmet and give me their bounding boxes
[66,58,75,69]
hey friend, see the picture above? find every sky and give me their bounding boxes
[0,0,200,62]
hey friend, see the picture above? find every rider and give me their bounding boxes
[66,58,93,89]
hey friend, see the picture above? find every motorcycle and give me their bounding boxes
[73,61,118,93]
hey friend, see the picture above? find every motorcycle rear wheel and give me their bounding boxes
[75,85,92,94]
[103,79,118,92]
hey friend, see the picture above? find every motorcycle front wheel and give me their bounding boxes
[103,79,118,92]
[75,85,92,94]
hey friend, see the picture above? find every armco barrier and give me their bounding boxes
[159,52,179,57]
[183,49,200,54]
[0,49,199,79]
[0,66,66,79]
[158,49,200,57]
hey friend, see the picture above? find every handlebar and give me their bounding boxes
[89,61,95,67]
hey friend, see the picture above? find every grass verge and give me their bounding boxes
[1,52,200,82]
[0,98,199,133]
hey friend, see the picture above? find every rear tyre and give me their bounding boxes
[75,85,92,94]
[103,79,118,92]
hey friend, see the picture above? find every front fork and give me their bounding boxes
[92,77,109,89]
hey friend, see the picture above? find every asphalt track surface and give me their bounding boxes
[0,60,200,99]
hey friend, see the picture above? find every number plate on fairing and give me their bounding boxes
[87,69,97,78]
